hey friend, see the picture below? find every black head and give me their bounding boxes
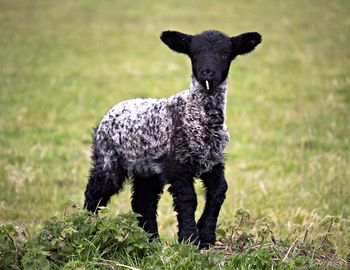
[160,30,262,90]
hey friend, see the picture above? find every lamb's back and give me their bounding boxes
[95,97,173,162]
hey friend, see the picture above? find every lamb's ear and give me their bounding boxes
[160,30,192,55]
[231,32,262,55]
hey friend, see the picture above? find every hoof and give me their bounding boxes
[199,242,214,250]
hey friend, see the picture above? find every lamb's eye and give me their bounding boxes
[222,53,230,60]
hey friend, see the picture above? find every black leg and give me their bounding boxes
[198,163,228,248]
[168,172,198,244]
[131,174,164,239]
[84,146,126,213]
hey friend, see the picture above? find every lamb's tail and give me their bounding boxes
[129,156,165,177]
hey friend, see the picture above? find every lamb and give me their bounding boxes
[84,29,262,248]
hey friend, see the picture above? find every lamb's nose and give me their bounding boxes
[201,69,215,77]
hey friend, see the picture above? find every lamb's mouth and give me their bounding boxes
[199,78,216,90]
[204,80,216,90]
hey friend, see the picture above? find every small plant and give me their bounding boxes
[0,223,27,270]
[1,204,150,269]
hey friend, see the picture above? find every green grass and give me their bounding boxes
[0,0,349,268]
[0,207,346,269]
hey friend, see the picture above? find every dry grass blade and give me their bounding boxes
[94,259,142,270]
[282,238,298,262]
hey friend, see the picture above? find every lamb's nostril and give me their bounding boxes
[201,69,215,77]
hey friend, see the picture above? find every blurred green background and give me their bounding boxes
[0,0,349,255]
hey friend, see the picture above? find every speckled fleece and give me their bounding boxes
[93,77,229,178]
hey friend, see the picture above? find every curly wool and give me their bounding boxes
[94,77,229,178]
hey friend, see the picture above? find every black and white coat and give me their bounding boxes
[84,29,261,248]
[95,77,229,179]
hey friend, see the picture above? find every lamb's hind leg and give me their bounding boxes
[198,163,228,248]
[84,147,127,213]
[131,174,164,239]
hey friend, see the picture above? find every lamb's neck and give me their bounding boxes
[189,77,228,114]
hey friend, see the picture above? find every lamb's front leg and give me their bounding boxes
[198,163,228,248]
[169,173,198,244]
[131,174,164,239]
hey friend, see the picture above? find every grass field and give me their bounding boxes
[1,0,349,268]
